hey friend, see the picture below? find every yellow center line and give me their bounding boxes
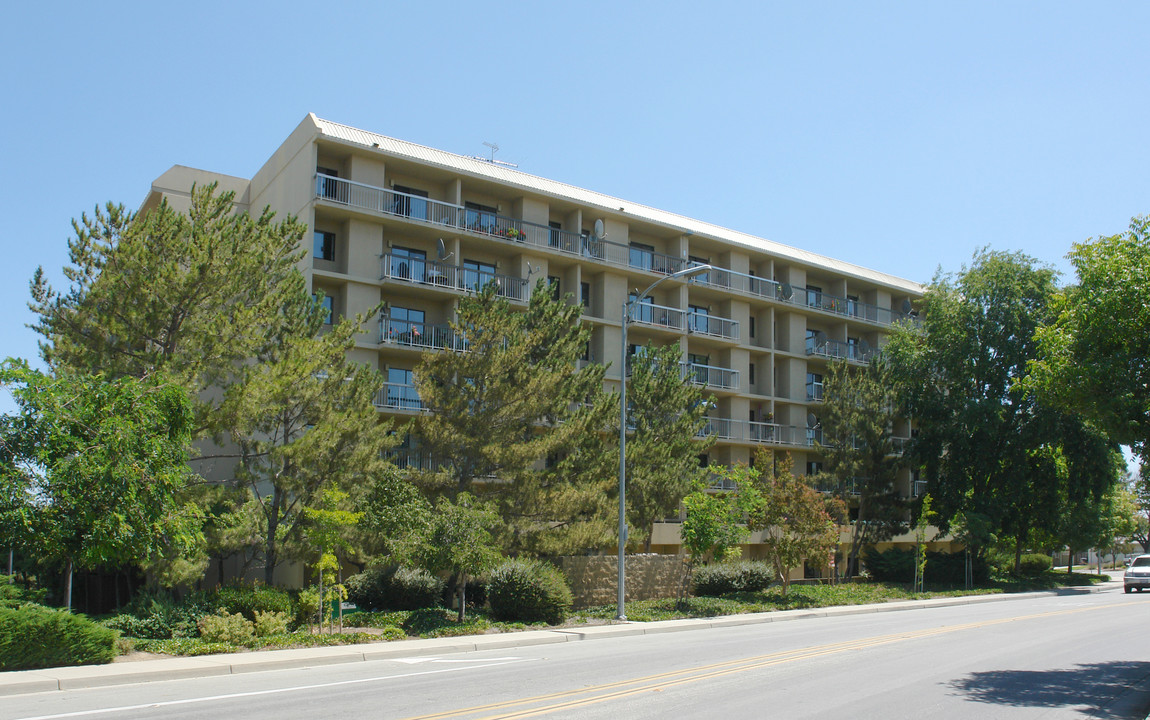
[401,600,1140,720]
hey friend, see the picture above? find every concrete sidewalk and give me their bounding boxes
[0,580,1118,697]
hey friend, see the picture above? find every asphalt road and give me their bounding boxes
[5,585,1150,720]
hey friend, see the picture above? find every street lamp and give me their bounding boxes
[618,262,714,620]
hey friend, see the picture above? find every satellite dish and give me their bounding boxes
[593,219,606,240]
[901,299,913,314]
[780,283,793,300]
[806,413,819,429]
[436,238,449,260]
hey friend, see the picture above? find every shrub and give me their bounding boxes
[864,548,989,585]
[112,590,207,639]
[196,609,255,645]
[693,561,774,596]
[253,610,291,637]
[0,583,47,608]
[201,585,294,622]
[487,559,573,625]
[0,604,116,670]
[345,566,445,611]
[1018,553,1053,577]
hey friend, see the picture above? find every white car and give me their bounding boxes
[1123,555,1150,593]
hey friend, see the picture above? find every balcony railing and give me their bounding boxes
[812,477,862,495]
[805,337,875,363]
[318,174,916,328]
[695,418,807,447]
[381,253,529,302]
[379,317,468,351]
[628,302,687,331]
[376,382,425,411]
[385,449,449,473]
[687,311,739,341]
[807,381,825,402]
[912,479,929,497]
[681,362,739,389]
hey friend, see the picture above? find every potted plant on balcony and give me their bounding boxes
[505,227,525,241]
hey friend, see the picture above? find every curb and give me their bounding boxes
[0,580,1117,697]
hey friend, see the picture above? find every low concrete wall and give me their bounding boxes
[556,554,685,608]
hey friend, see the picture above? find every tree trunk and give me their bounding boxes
[457,572,467,623]
[1013,537,1023,575]
[63,557,73,611]
[264,490,283,586]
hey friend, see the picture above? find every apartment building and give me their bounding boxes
[143,113,933,563]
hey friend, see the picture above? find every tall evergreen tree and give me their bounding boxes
[412,280,611,553]
[815,359,907,576]
[623,343,714,551]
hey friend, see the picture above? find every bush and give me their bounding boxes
[1018,554,1053,577]
[487,559,573,625]
[253,610,291,637]
[0,583,47,608]
[345,566,445,611]
[105,590,206,639]
[196,609,255,645]
[864,548,989,585]
[200,585,294,622]
[693,561,774,596]
[0,604,117,670]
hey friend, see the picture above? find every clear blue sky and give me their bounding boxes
[1,2,1147,433]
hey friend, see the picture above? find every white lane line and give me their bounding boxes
[10,659,529,720]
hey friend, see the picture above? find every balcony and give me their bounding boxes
[681,362,739,390]
[379,317,468,351]
[812,477,862,496]
[318,174,915,328]
[381,254,529,302]
[806,381,825,402]
[695,418,807,447]
[628,302,687,331]
[376,382,425,412]
[385,449,448,473]
[687,311,739,341]
[805,337,875,363]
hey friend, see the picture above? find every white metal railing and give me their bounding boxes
[912,479,929,497]
[319,173,916,328]
[687,311,739,341]
[628,302,687,330]
[380,254,529,302]
[693,418,806,447]
[807,381,825,401]
[805,337,875,363]
[681,362,739,389]
[379,317,468,351]
[376,383,425,411]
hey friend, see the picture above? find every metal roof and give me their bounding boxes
[310,114,922,294]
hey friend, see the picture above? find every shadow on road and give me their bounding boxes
[949,661,1150,718]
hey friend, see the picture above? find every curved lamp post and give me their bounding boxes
[618,263,714,620]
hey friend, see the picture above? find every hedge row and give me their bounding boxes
[0,604,116,670]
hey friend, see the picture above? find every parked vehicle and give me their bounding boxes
[1123,555,1150,593]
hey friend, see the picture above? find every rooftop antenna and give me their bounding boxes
[483,141,499,162]
[471,141,519,168]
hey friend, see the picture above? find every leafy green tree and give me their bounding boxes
[398,493,502,622]
[746,451,839,596]
[412,281,610,553]
[815,359,907,576]
[883,250,1120,569]
[1031,216,1150,467]
[680,469,762,601]
[302,488,362,633]
[0,361,198,608]
[624,343,714,551]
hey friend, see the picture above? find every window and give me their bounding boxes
[390,246,426,281]
[750,316,756,338]
[316,167,340,200]
[807,372,824,401]
[749,363,755,385]
[386,368,420,410]
[548,276,561,301]
[847,336,860,360]
[628,293,654,324]
[688,255,710,283]
[462,260,497,292]
[388,306,426,345]
[581,341,591,362]
[393,185,429,220]
[806,284,823,308]
[313,231,335,262]
[464,201,497,233]
[688,304,710,334]
[847,295,859,317]
[549,221,563,248]
[629,242,654,271]
[313,293,334,325]
[806,329,820,353]
[580,282,591,310]
[806,461,823,476]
